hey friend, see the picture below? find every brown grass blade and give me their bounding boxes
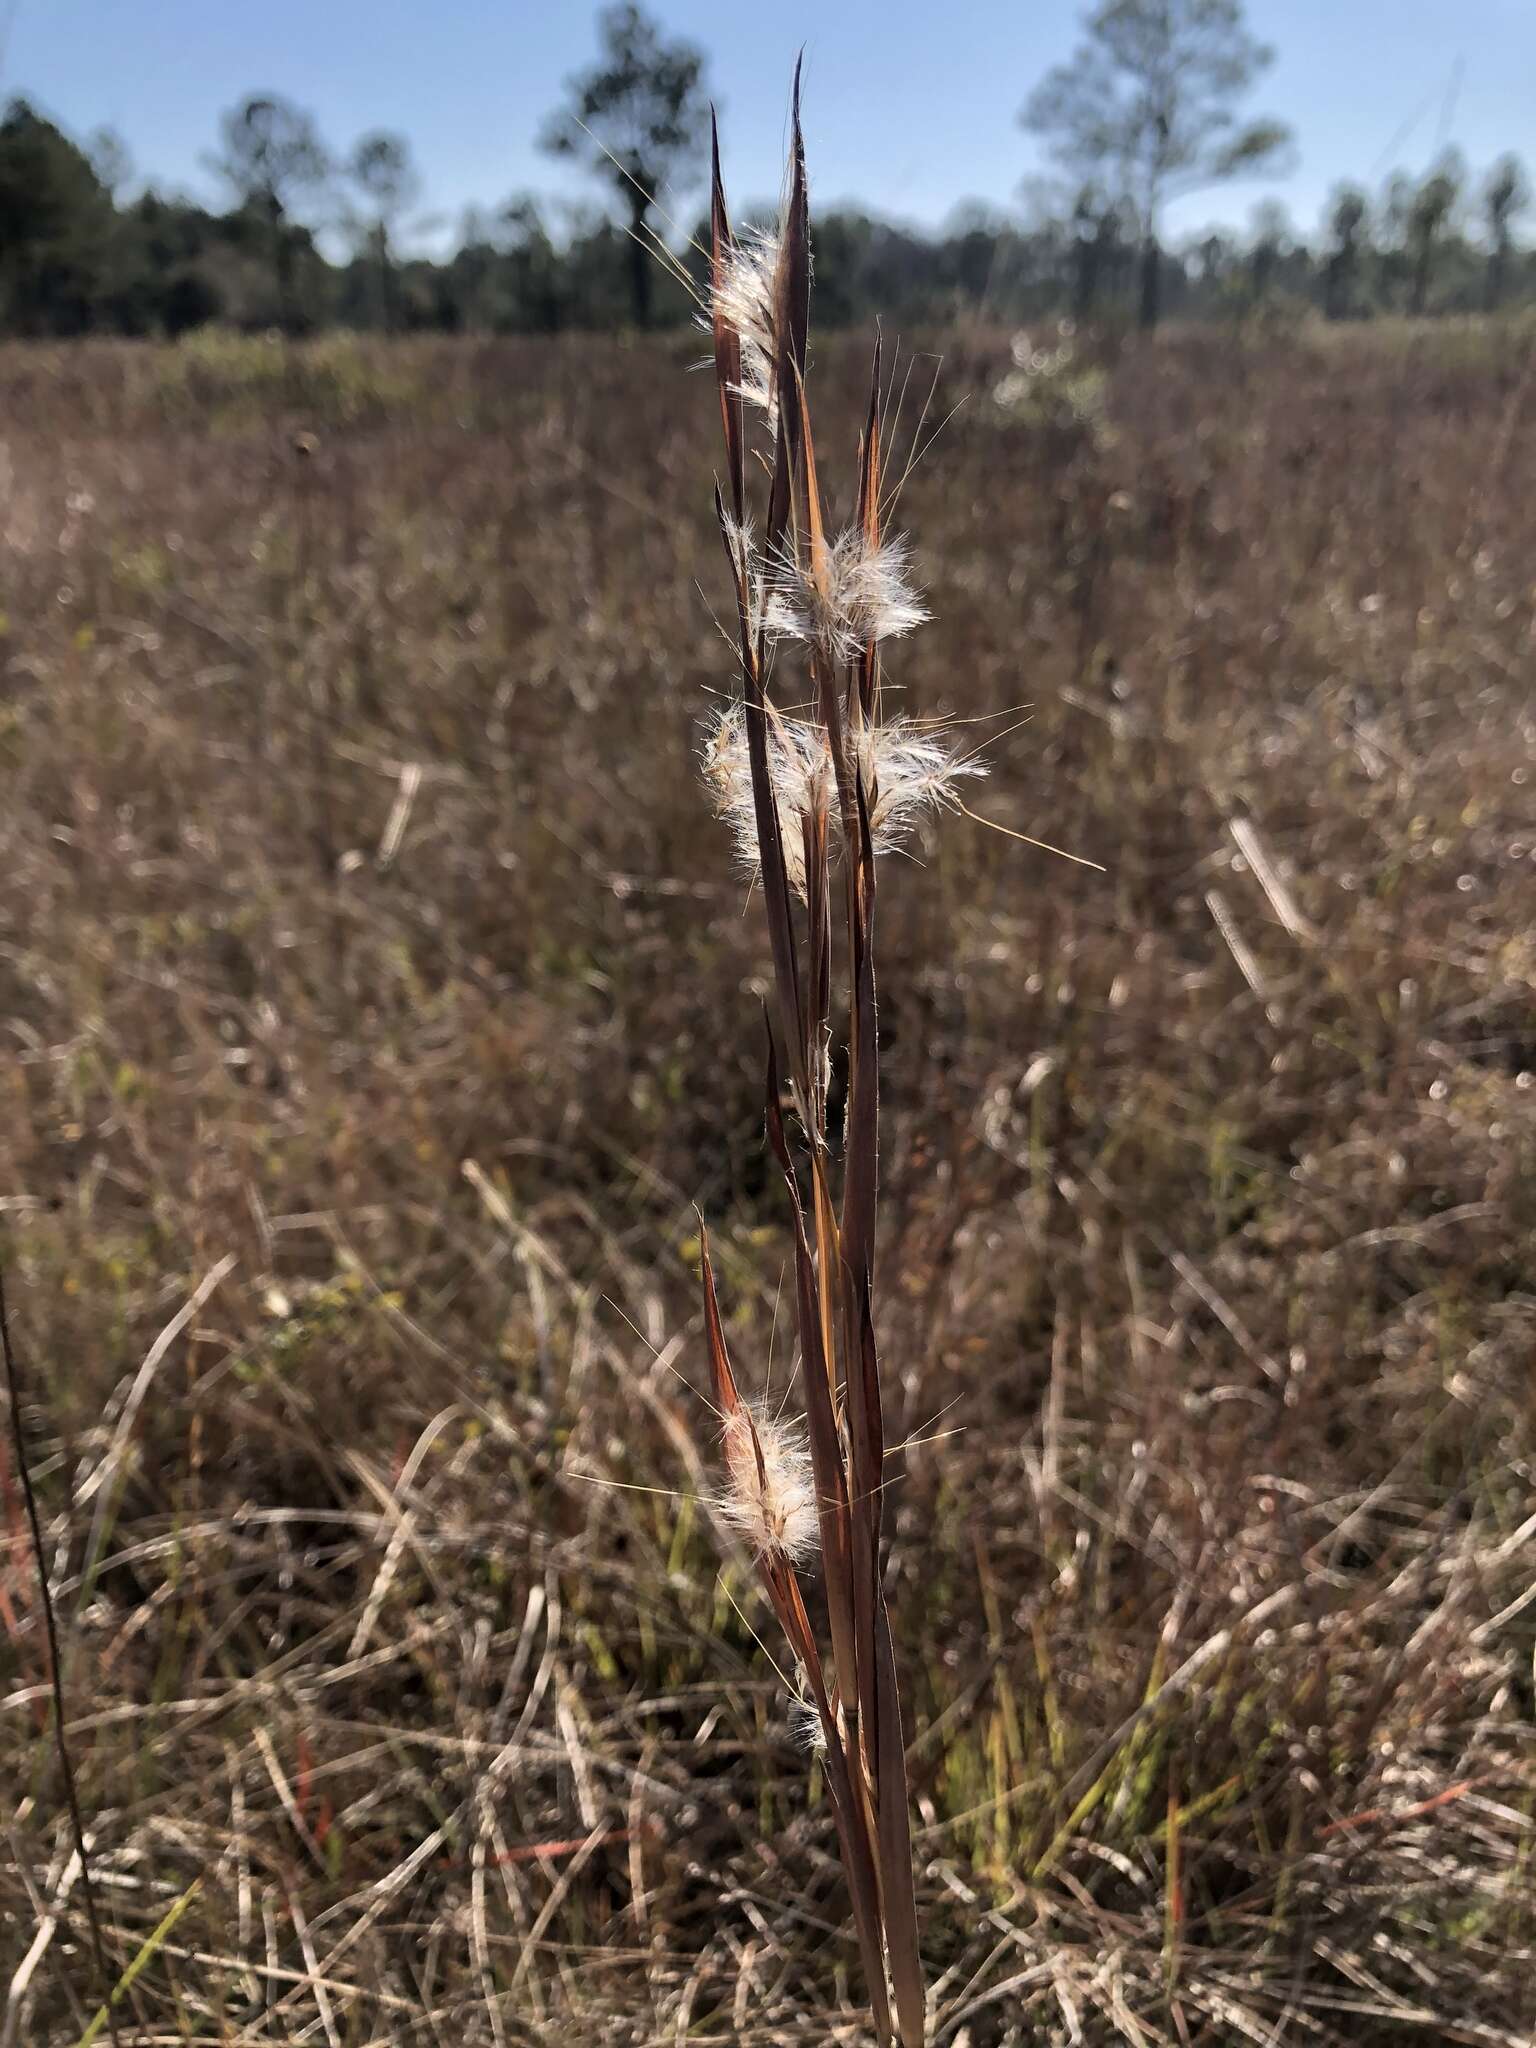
[713,488,809,1109]
[796,360,831,605]
[765,65,811,544]
[779,62,811,428]
[840,763,879,1304]
[802,796,832,1122]
[707,111,745,530]
[846,1271,884,1793]
[780,1571,894,2046]
[854,337,884,724]
[872,1595,924,2047]
[763,1032,858,1733]
[793,369,859,849]
[697,1218,744,1428]
[763,359,797,566]
[841,770,883,1793]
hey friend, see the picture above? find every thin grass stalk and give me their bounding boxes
[0,1257,122,2048]
[840,362,923,2033]
[763,1037,862,1751]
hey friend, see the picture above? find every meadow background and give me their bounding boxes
[0,313,1533,2046]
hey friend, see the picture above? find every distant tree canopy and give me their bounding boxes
[1407,150,1465,316]
[1022,0,1292,328]
[1323,185,1369,320]
[1482,153,1530,310]
[0,29,1532,346]
[208,94,331,331]
[0,99,113,334]
[538,3,709,326]
[346,131,421,330]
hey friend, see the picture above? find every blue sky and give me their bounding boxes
[4,2,1532,245]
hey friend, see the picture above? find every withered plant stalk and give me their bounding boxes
[690,76,976,2048]
[0,1257,122,2048]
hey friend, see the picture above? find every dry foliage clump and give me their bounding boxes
[0,177,1533,2046]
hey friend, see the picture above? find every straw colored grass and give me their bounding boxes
[0,238,1532,2042]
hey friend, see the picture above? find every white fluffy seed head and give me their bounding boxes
[763,529,930,666]
[702,702,984,897]
[719,510,756,576]
[701,701,820,899]
[706,228,782,422]
[788,1695,828,1755]
[717,512,769,644]
[857,717,987,848]
[713,1401,819,1565]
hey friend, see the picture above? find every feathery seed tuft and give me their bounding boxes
[706,228,783,421]
[763,528,930,664]
[702,701,984,897]
[713,1401,819,1564]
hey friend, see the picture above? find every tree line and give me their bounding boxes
[0,1,1530,342]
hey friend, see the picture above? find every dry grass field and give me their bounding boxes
[1,317,1534,2044]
